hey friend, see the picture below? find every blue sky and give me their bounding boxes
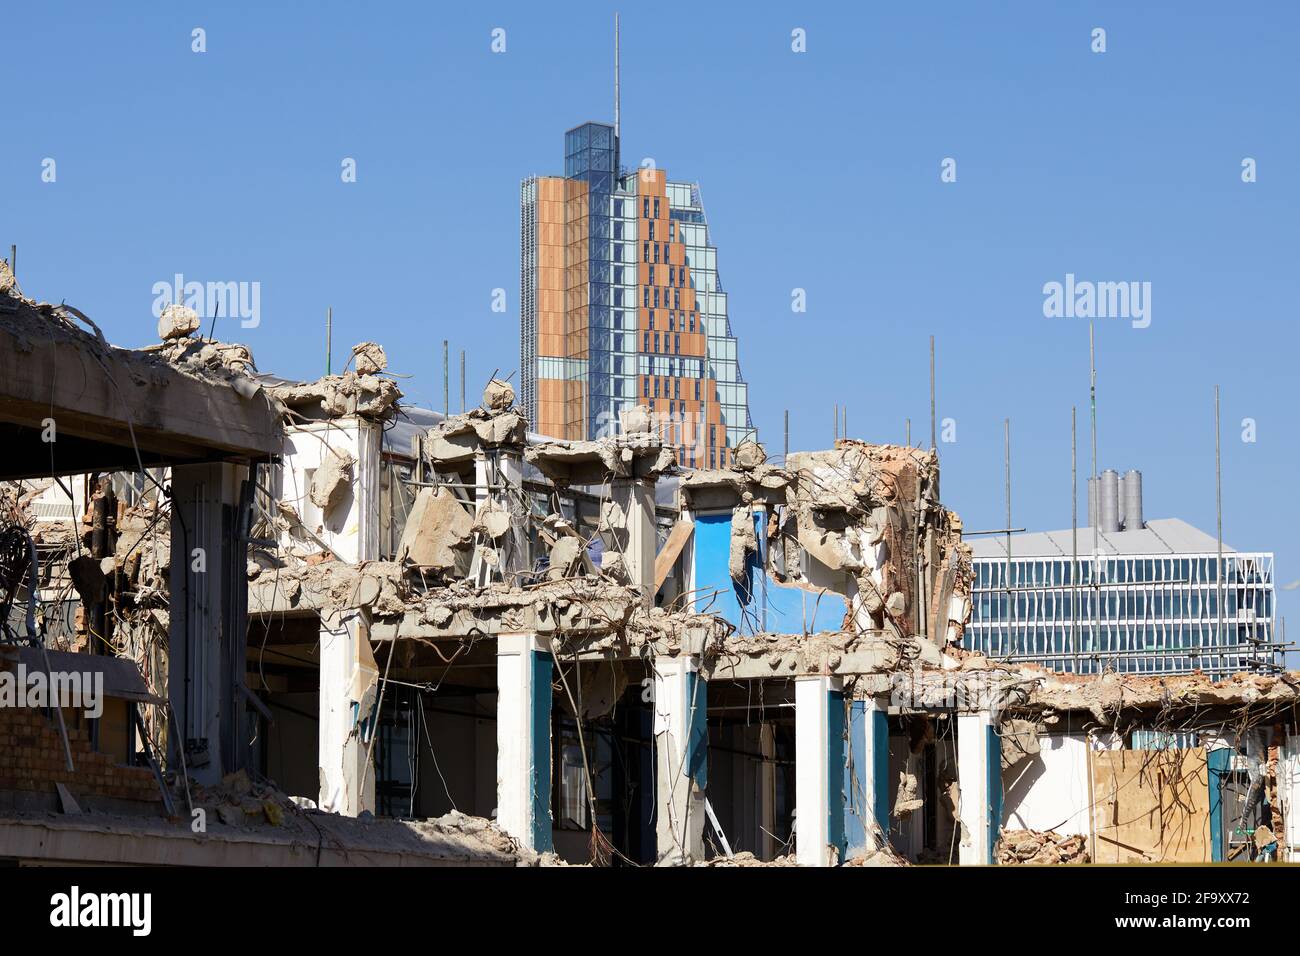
[4,2,1298,634]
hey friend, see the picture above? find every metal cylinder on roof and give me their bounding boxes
[1122,469,1143,530]
[1099,469,1121,533]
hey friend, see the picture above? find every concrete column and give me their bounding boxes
[845,695,890,857]
[957,711,1001,865]
[472,450,526,584]
[611,478,656,606]
[168,462,248,785]
[497,633,553,852]
[759,722,778,860]
[796,675,846,866]
[1282,734,1300,863]
[653,655,707,864]
[318,607,376,816]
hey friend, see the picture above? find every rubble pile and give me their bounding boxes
[843,843,912,867]
[695,851,799,867]
[997,829,1090,865]
[193,768,296,829]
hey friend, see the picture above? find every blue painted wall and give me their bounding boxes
[692,509,847,634]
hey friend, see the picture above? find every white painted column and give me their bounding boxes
[612,478,657,607]
[796,675,846,866]
[654,654,707,864]
[957,710,1000,865]
[472,450,526,584]
[318,607,376,816]
[1282,734,1300,863]
[497,633,553,852]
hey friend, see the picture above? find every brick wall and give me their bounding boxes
[0,701,161,805]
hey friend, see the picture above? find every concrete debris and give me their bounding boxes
[598,498,627,534]
[194,769,299,831]
[843,843,911,867]
[472,499,512,540]
[157,302,201,340]
[995,665,1300,725]
[402,577,640,641]
[778,442,970,640]
[482,378,515,412]
[526,433,676,485]
[600,550,631,584]
[619,403,653,435]
[423,401,527,466]
[681,438,972,648]
[269,371,402,421]
[309,449,355,512]
[997,829,1090,865]
[256,560,410,616]
[729,505,756,580]
[893,766,923,818]
[695,851,798,867]
[546,535,587,580]
[351,341,388,375]
[0,270,275,413]
[730,439,767,470]
[397,487,473,571]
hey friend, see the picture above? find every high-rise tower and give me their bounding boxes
[520,22,753,468]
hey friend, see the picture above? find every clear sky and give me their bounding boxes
[4,2,1298,637]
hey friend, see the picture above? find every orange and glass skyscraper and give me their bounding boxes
[520,104,754,469]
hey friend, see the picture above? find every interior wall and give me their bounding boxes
[1002,732,1093,837]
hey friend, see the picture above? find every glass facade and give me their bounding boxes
[965,551,1278,676]
[522,122,753,464]
[666,181,753,450]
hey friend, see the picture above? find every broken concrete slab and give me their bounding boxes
[397,487,473,571]
[269,372,402,422]
[309,449,355,513]
[157,303,201,340]
[351,341,388,375]
[482,379,514,412]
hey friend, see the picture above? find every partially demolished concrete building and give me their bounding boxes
[2,260,1299,866]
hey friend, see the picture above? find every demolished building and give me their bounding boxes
[3,259,1299,867]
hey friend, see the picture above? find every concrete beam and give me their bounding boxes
[0,319,282,480]
[795,675,846,866]
[496,633,553,852]
[653,655,707,864]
